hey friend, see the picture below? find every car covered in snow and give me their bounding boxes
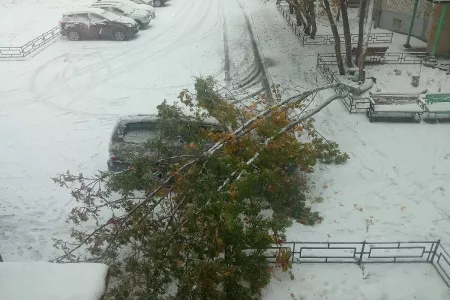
[107,115,224,171]
[60,8,139,41]
[90,2,152,28]
[95,0,156,19]
[139,0,166,7]
[132,0,154,7]
[152,0,167,7]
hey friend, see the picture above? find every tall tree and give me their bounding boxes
[323,0,345,74]
[340,0,353,67]
[289,0,309,32]
[356,0,367,66]
[358,0,374,81]
[305,0,317,38]
[289,0,313,36]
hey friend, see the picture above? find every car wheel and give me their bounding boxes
[136,20,144,29]
[113,29,127,41]
[68,30,81,41]
[154,0,162,7]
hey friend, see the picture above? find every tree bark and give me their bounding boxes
[322,0,345,75]
[340,0,353,68]
[295,6,306,26]
[306,0,317,38]
[358,0,374,81]
[291,0,307,26]
[356,0,367,65]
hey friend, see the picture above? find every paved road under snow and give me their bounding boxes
[0,0,262,261]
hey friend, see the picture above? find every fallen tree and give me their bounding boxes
[52,79,370,299]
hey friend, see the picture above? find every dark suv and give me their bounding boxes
[60,8,139,41]
[107,115,224,171]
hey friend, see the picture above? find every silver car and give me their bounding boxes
[107,115,224,171]
[90,2,151,28]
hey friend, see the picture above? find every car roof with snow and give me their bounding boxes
[115,114,221,127]
[90,2,127,8]
[63,7,108,16]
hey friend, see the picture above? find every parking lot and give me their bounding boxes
[0,0,228,260]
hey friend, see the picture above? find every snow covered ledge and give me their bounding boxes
[0,262,109,300]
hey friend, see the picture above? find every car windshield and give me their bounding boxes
[123,122,159,143]
[117,4,134,14]
[99,10,120,20]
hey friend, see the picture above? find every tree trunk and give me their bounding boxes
[341,0,353,68]
[295,6,306,26]
[301,1,312,35]
[306,0,317,38]
[358,0,374,81]
[291,0,307,27]
[356,0,367,65]
[322,0,345,75]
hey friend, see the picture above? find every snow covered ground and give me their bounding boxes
[0,0,225,261]
[263,263,450,300]
[1,0,450,298]
[0,0,91,46]
[366,64,449,94]
[0,262,108,300]
[245,0,450,248]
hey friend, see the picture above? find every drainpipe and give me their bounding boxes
[431,3,448,57]
[404,0,420,48]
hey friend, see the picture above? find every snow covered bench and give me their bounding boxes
[0,262,109,300]
[366,93,423,123]
[419,94,450,123]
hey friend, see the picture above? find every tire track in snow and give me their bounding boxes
[30,0,224,116]
[222,7,231,89]
[235,0,272,101]
[222,0,273,101]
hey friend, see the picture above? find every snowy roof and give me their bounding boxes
[0,262,109,300]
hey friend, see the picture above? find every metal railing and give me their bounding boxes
[315,52,429,113]
[315,53,368,113]
[317,52,426,66]
[277,2,393,46]
[277,3,306,43]
[266,240,450,288]
[0,25,60,59]
[303,32,393,46]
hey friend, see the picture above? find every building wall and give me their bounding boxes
[377,0,434,42]
[427,4,450,56]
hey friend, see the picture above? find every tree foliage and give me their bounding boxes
[52,78,349,299]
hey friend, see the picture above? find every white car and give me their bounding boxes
[90,2,151,28]
[131,0,157,7]
[128,0,155,8]
[136,0,165,7]
[95,0,155,18]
